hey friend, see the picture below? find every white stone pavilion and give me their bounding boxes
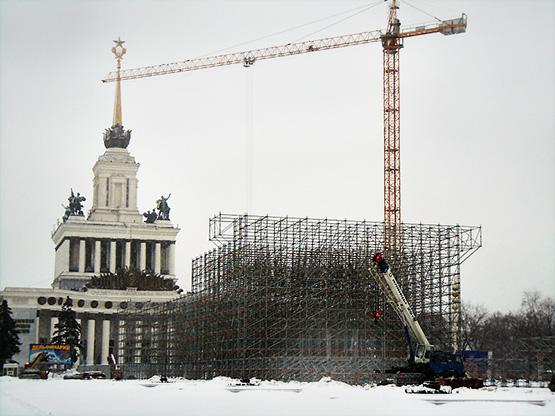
[0,39,181,368]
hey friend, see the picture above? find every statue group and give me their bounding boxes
[143,194,171,223]
[62,189,86,222]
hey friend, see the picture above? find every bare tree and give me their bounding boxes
[460,302,489,351]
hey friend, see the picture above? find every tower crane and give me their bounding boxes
[102,1,467,252]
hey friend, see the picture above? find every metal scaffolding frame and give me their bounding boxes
[119,214,481,383]
[489,336,555,380]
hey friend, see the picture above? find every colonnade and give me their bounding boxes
[72,239,175,275]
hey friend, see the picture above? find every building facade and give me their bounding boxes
[0,39,180,367]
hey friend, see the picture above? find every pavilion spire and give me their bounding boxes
[112,37,126,126]
[103,37,131,149]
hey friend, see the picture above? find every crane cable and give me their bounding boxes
[238,0,384,213]
[245,68,254,214]
[199,1,384,59]
[399,0,442,23]
[291,0,383,43]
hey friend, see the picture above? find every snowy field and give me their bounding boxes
[1,376,554,416]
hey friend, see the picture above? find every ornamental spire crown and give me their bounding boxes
[103,37,131,149]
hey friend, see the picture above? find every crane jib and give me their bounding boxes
[101,14,467,83]
[102,30,384,83]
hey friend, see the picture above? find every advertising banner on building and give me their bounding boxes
[29,344,72,366]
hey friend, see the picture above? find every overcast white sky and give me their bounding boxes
[0,0,553,312]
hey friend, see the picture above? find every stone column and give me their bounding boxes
[58,239,70,275]
[87,319,95,365]
[78,240,86,273]
[154,243,161,274]
[94,240,101,273]
[109,241,117,273]
[34,316,40,344]
[50,317,58,341]
[125,241,131,268]
[140,242,146,271]
[101,320,111,365]
[169,243,176,275]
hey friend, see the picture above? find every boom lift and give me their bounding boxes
[370,252,481,387]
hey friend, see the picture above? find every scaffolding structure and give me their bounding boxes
[489,336,555,380]
[118,214,481,383]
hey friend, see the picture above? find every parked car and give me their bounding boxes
[63,371,106,380]
[64,372,88,380]
[483,378,496,387]
[516,379,529,388]
[505,379,515,387]
[85,371,107,379]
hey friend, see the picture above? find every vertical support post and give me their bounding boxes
[61,239,70,274]
[78,240,86,273]
[382,2,402,255]
[109,241,117,273]
[169,243,175,275]
[451,227,462,351]
[94,240,101,274]
[34,315,40,343]
[140,242,146,271]
[125,241,131,268]
[87,319,96,365]
[154,242,161,274]
[101,319,111,365]
[382,42,402,254]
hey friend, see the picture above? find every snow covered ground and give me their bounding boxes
[1,376,553,416]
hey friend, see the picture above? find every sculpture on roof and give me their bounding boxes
[63,189,86,221]
[143,209,158,224]
[156,194,171,221]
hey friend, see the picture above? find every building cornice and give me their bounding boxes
[0,286,182,315]
[52,220,180,244]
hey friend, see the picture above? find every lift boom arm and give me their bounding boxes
[370,253,431,348]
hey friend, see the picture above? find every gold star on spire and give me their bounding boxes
[112,37,127,61]
[113,37,125,48]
